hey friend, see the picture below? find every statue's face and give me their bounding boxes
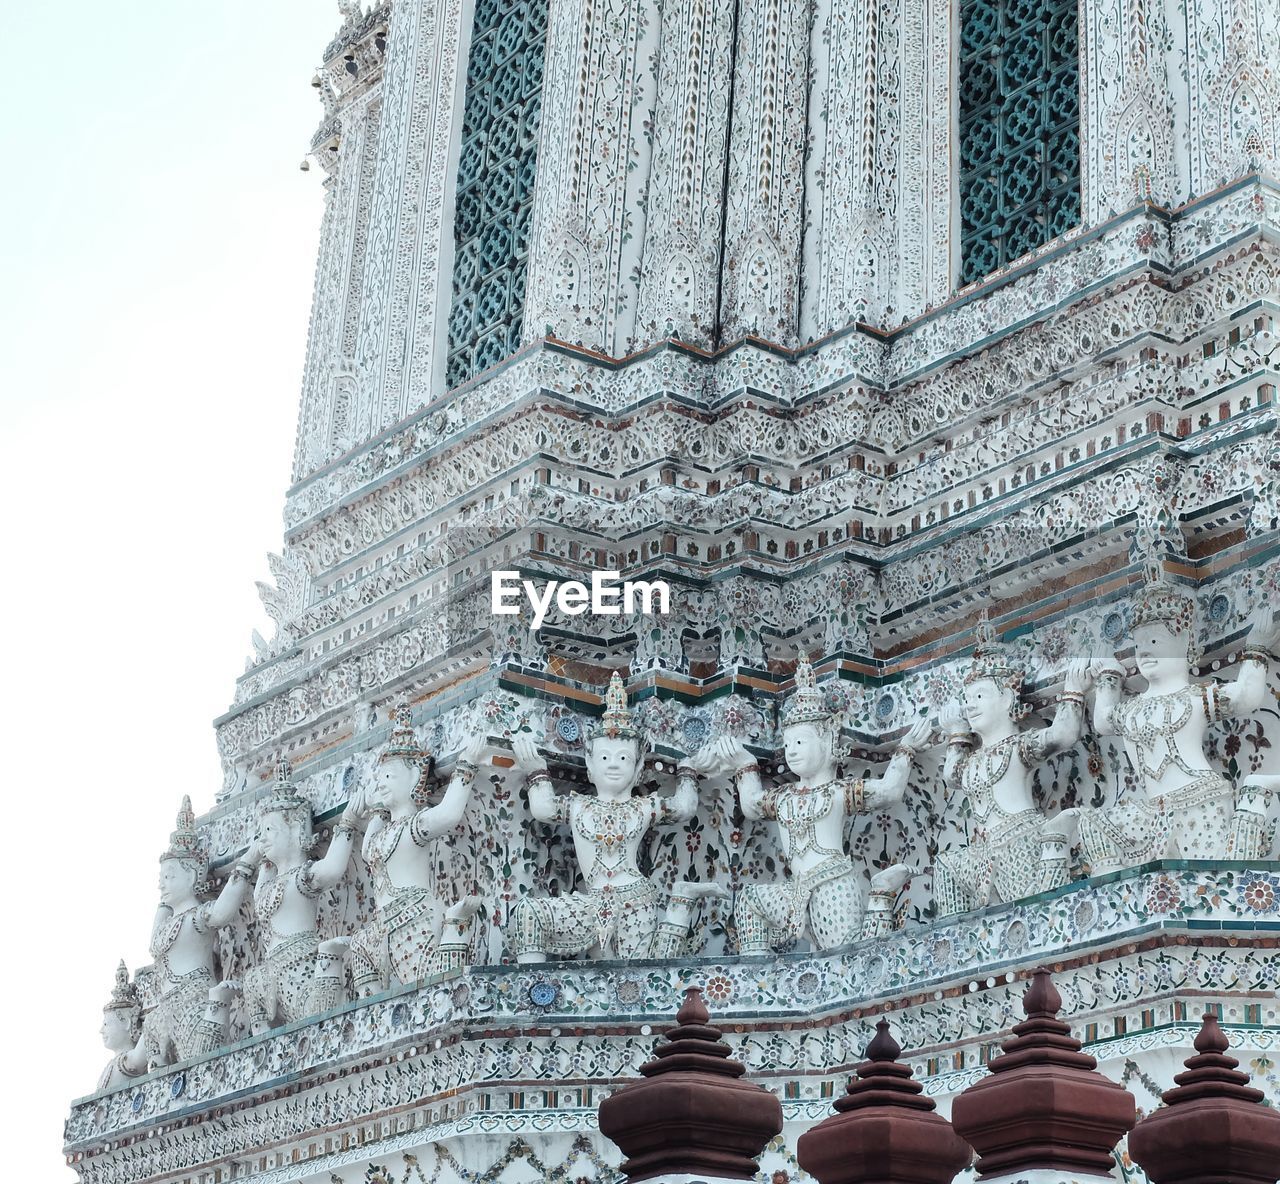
[158,858,198,907]
[1134,622,1184,681]
[376,758,418,810]
[783,723,833,781]
[100,1009,133,1053]
[260,812,302,864]
[586,736,640,797]
[964,678,1014,731]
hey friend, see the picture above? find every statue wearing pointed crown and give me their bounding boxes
[130,797,260,1068]
[1060,568,1280,871]
[95,962,145,1092]
[934,615,1089,916]
[239,760,363,1033]
[510,672,723,962]
[339,704,485,995]
[706,659,929,954]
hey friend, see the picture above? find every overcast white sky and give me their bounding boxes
[0,2,338,1173]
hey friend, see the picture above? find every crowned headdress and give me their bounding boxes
[103,960,142,1039]
[1130,564,1198,662]
[260,758,314,834]
[592,671,644,744]
[378,702,433,802]
[964,611,1030,720]
[160,795,208,882]
[781,658,835,729]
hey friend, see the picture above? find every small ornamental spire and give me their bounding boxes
[797,1019,972,1184]
[951,969,1137,1178]
[160,795,206,875]
[781,656,832,728]
[1128,1013,1280,1184]
[597,987,782,1182]
[105,961,137,1013]
[1131,566,1198,661]
[965,610,1027,708]
[597,671,642,741]
[262,756,311,825]
[380,702,426,761]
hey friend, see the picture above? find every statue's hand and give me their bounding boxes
[1062,656,1091,694]
[1246,606,1280,656]
[897,718,933,753]
[680,741,720,776]
[939,701,968,738]
[511,734,548,775]
[715,736,757,775]
[458,734,488,768]
[1090,658,1126,684]
[340,786,368,824]
[869,863,916,893]
[243,838,267,868]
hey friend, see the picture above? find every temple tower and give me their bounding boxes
[66,0,1280,1182]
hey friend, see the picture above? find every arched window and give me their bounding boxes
[958,0,1080,284]
[446,0,549,388]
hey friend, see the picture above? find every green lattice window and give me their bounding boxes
[446,0,547,388]
[958,0,1080,285]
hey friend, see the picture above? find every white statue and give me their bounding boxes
[510,673,721,962]
[935,618,1089,915]
[132,797,258,1068]
[711,659,929,954]
[1063,571,1279,870]
[239,760,362,1034]
[96,962,145,1092]
[341,704,484,995]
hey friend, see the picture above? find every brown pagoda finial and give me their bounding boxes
[950,969,1137,1178]
[796,1019,973,1184]
[597,987,782,1182]
[1128,1012,1280,1184]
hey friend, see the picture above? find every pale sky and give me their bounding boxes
[0,2,338,1174]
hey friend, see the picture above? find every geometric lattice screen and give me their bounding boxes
[958,0,1081,285]
[445,0,549,388]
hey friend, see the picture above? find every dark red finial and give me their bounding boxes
[798,1019,973,1184]
[951,969,1136,1177]
[1129,1013,1280,1184]
[866,1019,901,1062]
[598,988,782,1182]
[1193,1011,1229,1056]
[1022,968,1062,1018]
[676,986,709,1026]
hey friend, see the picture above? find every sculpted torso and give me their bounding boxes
[958,738,1035,820]
[568,794,651,890]
[1094,616,1278,799]
[151,863,216,981]
[766,782,849,875]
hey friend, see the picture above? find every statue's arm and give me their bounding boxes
[203,854,258,929]
[309,824,357,889]
[1029,659,1090,758]
[1091,660,1125,735]
[411,759,480,845]
[660,766,699,823]
[1217,654,1272,719]
[736,766,767,820]
[512,734,569,823]
[938,703,970,792]
[1027,697,1086,760]
[864,720,930,807]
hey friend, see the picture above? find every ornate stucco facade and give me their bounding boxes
[66,0,1280,1182]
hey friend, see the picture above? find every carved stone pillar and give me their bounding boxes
[803,0,898,337]
[353,0,469,436]
[635,0,737,348]
[523,0,661,356]
[719,0,811,347]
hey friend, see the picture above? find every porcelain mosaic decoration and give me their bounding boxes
[68,0,1280,1182]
